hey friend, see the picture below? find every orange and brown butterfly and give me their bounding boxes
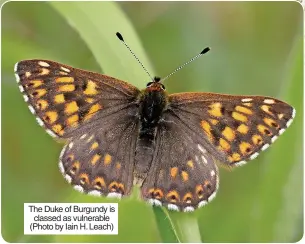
[14,32,295,212]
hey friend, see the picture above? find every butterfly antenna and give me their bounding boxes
[161,47,210,82]
[116,32,153,80]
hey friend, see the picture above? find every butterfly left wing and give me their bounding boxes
[59,98,139,197]
[15,59,140,138]
[141,112,219,212]
[167,92,296,167]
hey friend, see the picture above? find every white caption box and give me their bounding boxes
[24,203,118,235]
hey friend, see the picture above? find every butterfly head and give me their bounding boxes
[146,77,165,92]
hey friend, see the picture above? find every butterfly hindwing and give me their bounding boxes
[59,107,139,197]
[15,59,140,138]
[168,92,296,167]
[141,113,219,212]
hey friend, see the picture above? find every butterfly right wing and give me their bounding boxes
[59,106,139,197]
[167,92,295,167]
[15,59,140,139]
[141,113,219,212]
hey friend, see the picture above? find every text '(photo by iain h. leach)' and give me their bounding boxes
[24,203,118,235]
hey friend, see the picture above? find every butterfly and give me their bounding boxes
[14,34,295,212]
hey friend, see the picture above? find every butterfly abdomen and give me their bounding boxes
[134,88,168,181]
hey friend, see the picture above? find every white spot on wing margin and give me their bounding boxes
[28,105,35,114]
[88,190,101,197]
[23,95,29,102]
[167,204,179,211]
[58,161,65,175]
[241,98,253,102]
[36,117,44,127]
[14,62,19,72]
[107,192,122,199]
[74,185,84,193]
[183,206,194,212]
[261,144,270,151]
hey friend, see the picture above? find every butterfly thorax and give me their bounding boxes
[134,82,168,182]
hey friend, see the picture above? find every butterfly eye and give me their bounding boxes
[146,82,153,87]
[161,84,165,90]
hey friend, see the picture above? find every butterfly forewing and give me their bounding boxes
[15,59,140,138]
[168,92,296,167]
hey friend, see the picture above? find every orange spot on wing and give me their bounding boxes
[91,154,101,165]
[70,161,80,175]
[222,126,235,141]
[28,80,43,88]
[209,119,219,125]
[104,154,112,165]
[93,177,106,189]
[261,105,273,116]
[170,167,178,179]
[109,181,119,192]
[32,89,46,98]
[208,102,223,117]
[44,111,58,123]
[237,124,249,134]
[201,120,213,141]
[187,160,194,169]
[219,138,230,151]
[58,84,75,92]
[91,142,99,150]
[67,114,79,127]
[54,94,65,104]
[196,185,204,199]
[252,134,263,145]
[84,80,98,95]
[181,171,189,182]
[239,142,252,155]
[183,192,193,203]
[263,118,279,128]
[153,189,164,199]
[79,173,89,185]
[56,77,74,83]
[257,124,272,135]
[65,101,79,115]
[228,153,241,162]
[116,162,121,170]
[235,106,253,115]
[52,124,64,135]
[84,103,102,121]
[85,98,94,103]
[166,190,180,203]
[36,99,48,110]
[232,112,248,122]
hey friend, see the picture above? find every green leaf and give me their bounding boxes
[152,208,181,242]
[49,1,154,87]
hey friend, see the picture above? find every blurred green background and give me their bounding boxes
[1,1,303,243]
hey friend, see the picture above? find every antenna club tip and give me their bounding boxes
[116,32,124,41]
[201,47,210,54]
